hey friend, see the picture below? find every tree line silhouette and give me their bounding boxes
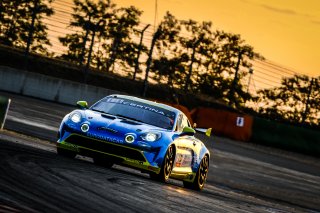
[0,0,318,126]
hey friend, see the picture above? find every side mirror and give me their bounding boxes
[181,126,196,136]
[76,101,88,109]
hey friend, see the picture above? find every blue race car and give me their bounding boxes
[57,94,210,190]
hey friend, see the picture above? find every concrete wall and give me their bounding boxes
[0,66,124,105]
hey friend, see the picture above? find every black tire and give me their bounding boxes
[183,155,209,190]
[93,157,114,168]
[150,145,175,182]
[57,147,77,158]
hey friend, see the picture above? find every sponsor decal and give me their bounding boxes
[236,117,245,127]
[106,98,166,116]
[87,132,124,144]
[126,158,145,165]
[175,153,192,167]
[61,142,79,151]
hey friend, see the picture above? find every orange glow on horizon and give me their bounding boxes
[114,0,320,77]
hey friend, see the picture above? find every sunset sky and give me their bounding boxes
[113,0,320,77]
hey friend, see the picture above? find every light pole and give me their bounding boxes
[84,20,105,83]
[302,77,315,123]
[247,68,253,93]
[141,28,161,97]
[229,49,243,106]
[133,24,150,80]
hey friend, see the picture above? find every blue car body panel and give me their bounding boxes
[57,95,210,182]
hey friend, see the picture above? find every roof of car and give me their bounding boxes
[107,94,182,114]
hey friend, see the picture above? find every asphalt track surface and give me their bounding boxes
[0,91,320,213]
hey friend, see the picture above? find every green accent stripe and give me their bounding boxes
[58,134,163,173]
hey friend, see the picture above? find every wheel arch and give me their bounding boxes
[203,153,210,168]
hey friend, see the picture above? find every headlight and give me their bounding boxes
[70,112,81,123]
[141,132,161,142]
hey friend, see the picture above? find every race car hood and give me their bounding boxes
[83,110,165,136]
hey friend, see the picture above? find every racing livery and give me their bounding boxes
[57,94,210,190]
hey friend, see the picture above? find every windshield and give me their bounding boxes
[91,97,176,130]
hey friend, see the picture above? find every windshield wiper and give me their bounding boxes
[115,114,143,123]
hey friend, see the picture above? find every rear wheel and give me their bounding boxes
[183,155,209,190]
[150,145,175,182]
[57,147,76,158]
[93,157,114,168]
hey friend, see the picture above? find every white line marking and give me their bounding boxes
[7,115,59,132]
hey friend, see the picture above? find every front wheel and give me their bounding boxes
[150,145,175,182]
[183,155,209,190]
[57,147,77,159]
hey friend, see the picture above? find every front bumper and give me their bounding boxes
[57,133,161,173]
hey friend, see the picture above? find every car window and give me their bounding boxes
[176,114,183,132]
[176,113,190,132]
[181,114,190,129]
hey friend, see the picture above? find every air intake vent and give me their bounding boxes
[65,135,146,162]
[101,114,116,120]
[97,126,118,134]
[120,120,140,125]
